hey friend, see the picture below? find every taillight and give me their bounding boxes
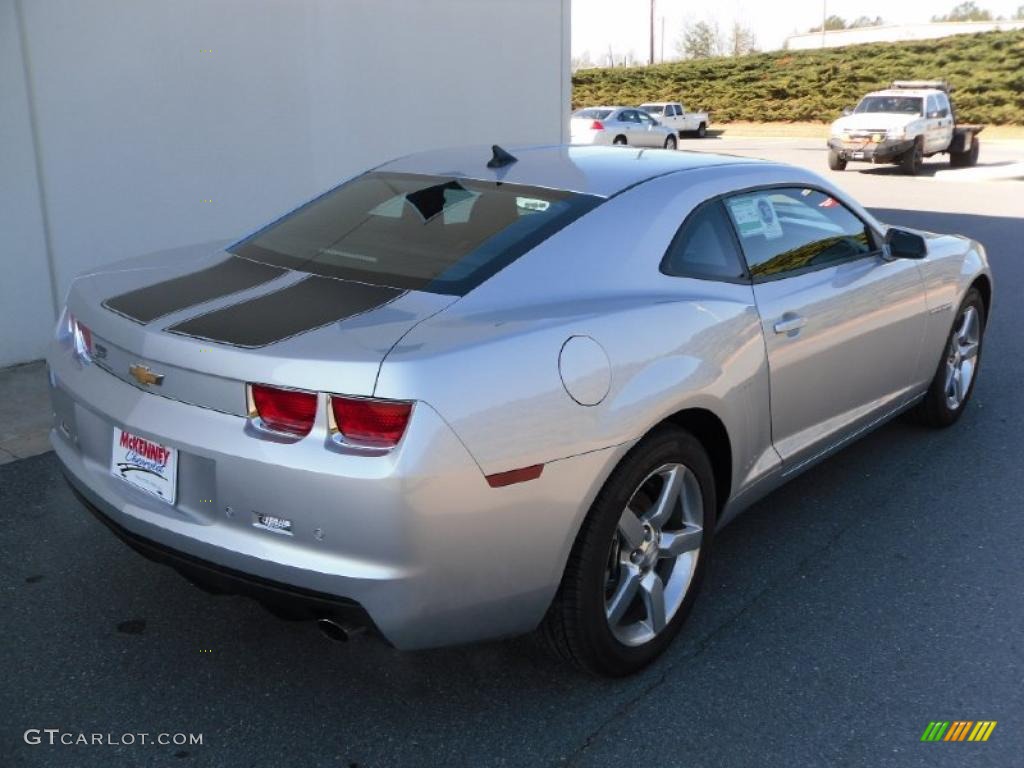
[75,320,93,359]
[590,120,604,130]
[330,396,412,449]
[60,310,93,363]
[251,384,317,437]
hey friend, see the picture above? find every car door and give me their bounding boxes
[934,93,955,150]
[723,186,929,466]
[666,104,681,133]
[616,109,638,142]
[678,103,693,132]
[635,110,661,147]
[923,95,943,153]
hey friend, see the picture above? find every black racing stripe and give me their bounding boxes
[103,257,287,323]
[167,276,402,347]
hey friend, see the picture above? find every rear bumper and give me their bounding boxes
[570,131,614,146]
[828,137,914,162]
[48,343,620,649]
[67,475,374,627]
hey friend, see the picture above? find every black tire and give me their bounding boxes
[696,122,707,138]
[664,135,677,150]
[949,137,980,168]
[828,149,847,171]
[539,426,716,676]
[901,138,923,175]
[910,288,986,428]
[613,135,627,146]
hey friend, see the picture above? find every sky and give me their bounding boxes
[571,0,1024,62]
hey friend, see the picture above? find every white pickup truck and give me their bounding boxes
[827,80,983,175]
[637,101,709,138]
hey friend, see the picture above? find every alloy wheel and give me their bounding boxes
[604,463,703,647]
[944,305,981,410]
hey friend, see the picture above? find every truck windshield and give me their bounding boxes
[230,172,601,296]
[854,96,923,116]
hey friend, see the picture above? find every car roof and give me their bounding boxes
[377,144,764,198]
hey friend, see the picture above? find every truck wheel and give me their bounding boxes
[696,122,707,138]
[827,150,847,171]
[613,135,627,146]
[901,139,923,175]
[950,138,980,168]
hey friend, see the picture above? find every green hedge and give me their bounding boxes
[572,30,1024,125]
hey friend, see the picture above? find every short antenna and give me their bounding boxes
[487,145,518,168]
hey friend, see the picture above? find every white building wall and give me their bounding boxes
[1,0,58,365]
[0,0,571,367]
[787,20,1024,50]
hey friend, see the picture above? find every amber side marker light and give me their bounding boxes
[485,464,544,488]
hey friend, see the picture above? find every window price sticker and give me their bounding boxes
[727,195,783,240]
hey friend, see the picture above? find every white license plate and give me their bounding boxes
[111,427,178,505]
[851,151,865,159]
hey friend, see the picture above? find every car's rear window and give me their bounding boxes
[574,109,613,120]
[230,172,601,295]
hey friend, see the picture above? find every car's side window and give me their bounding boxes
[661,200,748,282]
[937,93,951,118]
[723,188,876,281]
[678,104,687,114]
[667,105,678,116]
[622,110,639,123]
[638,111,653,124]
[926,95,939,117]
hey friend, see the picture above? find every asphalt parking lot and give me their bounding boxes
[2,139,1023,768]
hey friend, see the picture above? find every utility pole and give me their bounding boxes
[821,0,827,48]
[649,0,655,65]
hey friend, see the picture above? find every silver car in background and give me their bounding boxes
[50,145,991,676]
[570,107,678,149]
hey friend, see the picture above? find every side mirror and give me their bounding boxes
[885,228,927,259]
[842,106,854,116]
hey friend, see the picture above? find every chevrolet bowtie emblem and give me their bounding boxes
[129,364,164,386]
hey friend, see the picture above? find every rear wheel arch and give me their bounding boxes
[549,406,733,593]
[659,408,732,516]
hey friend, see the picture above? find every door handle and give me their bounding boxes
[773,314,806,335]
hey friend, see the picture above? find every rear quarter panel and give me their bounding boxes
[375,164,813,503]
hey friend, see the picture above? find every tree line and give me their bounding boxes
[572,2,1024,70]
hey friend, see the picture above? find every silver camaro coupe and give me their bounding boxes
[49,144,992,675]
